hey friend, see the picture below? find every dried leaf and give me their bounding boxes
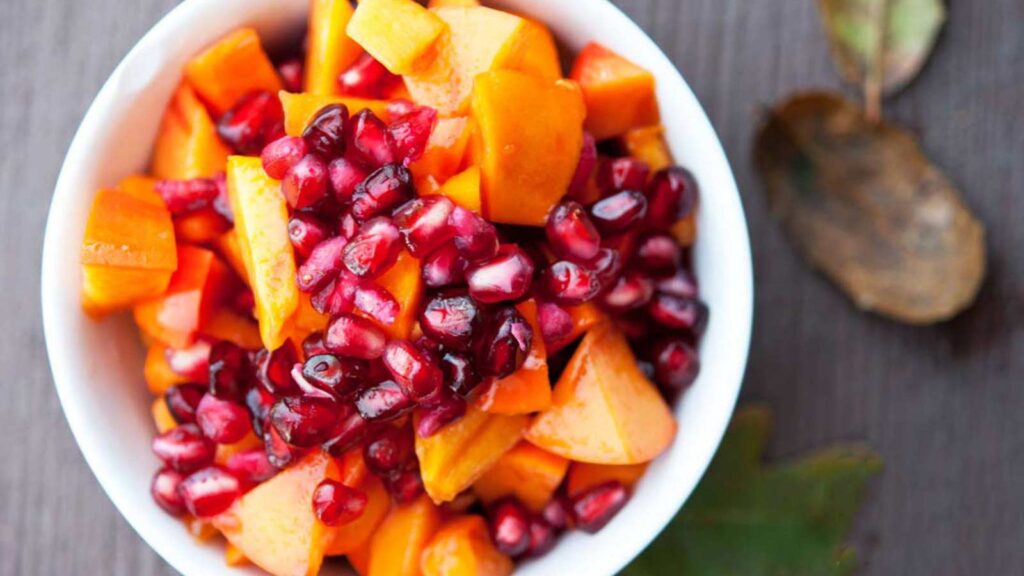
[818,0,946,95]
[753,91,985,325]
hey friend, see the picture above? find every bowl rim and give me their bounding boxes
[41,0,754,574]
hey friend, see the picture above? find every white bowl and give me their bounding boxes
[41,0,753,574]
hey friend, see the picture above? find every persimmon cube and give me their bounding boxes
[347,0,446,75]
[470,70,585,226]
[132,245,233,349]
[473,442,568,512]
[623,125,674,172]
[421,515,513,576]
[152,83,231,179]
[566,462,648,498]
[547,302,607,354]
[475,299,551,414]
[367,495,441,576]
[526,324,677,464]
[144,344,189,395]
[415,407,527,503]
[200,309,263,350]
[213,452,340,576]
[226,156,299,351]
[82,265,175,318]
[279,91,390,137]
[570,43,660,140]
[410,116,471,184]
[435,165,480,213]
[305,0,363,95]
[185,28,282,116]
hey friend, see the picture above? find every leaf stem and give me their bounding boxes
[864,0,888,122]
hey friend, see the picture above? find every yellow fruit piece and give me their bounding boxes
[152,83,231,179]
[280,91,390,137]
[436,166,480,213]
[305,0,363,95]
[623,125,674,172]
[151,397,177,434]
[420,515,512,576]
[368,495,441,576]
[566,462,648,498]
[347,0,446,75]
[473,442,568,512]
[185,28,282,116]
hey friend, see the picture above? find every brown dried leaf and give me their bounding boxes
[753,91,986,324]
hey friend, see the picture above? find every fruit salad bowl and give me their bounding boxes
[41,0,752,574]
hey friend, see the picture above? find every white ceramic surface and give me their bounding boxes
[40,0,753,574]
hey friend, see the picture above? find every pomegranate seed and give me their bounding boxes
[421,242,468,288]
[339,211,360,239]
[536,301,573,350]
[615,311,653,341]
[325,314,387,359]
[475,306,532,379]
[386,99,417,119]
[343,217,401,278]
[635,233,681,273]
[283,154,329,209]
[277,58,303,93]
[441,351,481,398]
[646,166,698,229]
[384,466,424,503]
[597,157,650,192]
[648,294,709,335]
[586,247,623,287]
[313,479,368,526]
[490,498,531,557]
[449,207,499,262]
[244,386,275,436]
[310,271,359,317]
[541,495,571,530]
[466,245,535,304]
[546,200,602,262]
[297,236,348,292]
[353,282,398,325]
[363,425,414,475]
[540,261,602,306]
[524,517,558,558]
[568,132,597,198]
[383,340,443,400]
[155,178,219,215]
[419,292,480,350]
[288,213,331,261]
[253,341,300,395]
[302,353,367,397]
[165,340,211,381]
[388,106,437,164]
[151,468,187,516]
[322,403,371,456]
[263,425,296,468]
[393,196,455,257]
[224,448,277,486]
[195,394,251,444]
[178,466,242,518]
[414,391,466,437]
[355,380,412,421]
[601,271,655,312]
[218,91,284,155]
[350,164,412,221]
[164,384,205,424]
[590,190,648,233]
[270,396,343,447]
[302,333,329,358]
[302,104,349,160]
[652,337,700,393]
[349,109,396,167]
[328,157,369,204]
[338,52,400,98]
[571,481,629,533]
[261,136,308,180]
[656,266,699,299]
[152,424,216,473]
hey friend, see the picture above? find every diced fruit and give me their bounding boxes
[436,165,480,213]
[347,0,446,75]
[473,442,568,512]
[623,125,673,172]
[347,542,372,576]
[280,91,390,137]
[185,28,282,116]
[173,209,230,244]
[116,175,164,206]
[415,406,527,503]
[200,309,263,350]
[132,246,233,349]
[325,474,391,556]
[213,452,341,576]
[404,7,561,115]
[421,515,513,576]
[226,156,299,350]
[367,495,441,576]
[570,43,659,140]
[225,542,249,566]
[411,117,471,185]
[305,0,363,95]
[470,70,585,225]
[152,83,231,179]
[80,188,177,316]
[526,324,677,464]
[145,344,189,395]
[151,398,178,434]
[415,391,468,437]
[475,300,551,415]
[566,462,648,498]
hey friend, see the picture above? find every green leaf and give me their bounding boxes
[621,406,882,576]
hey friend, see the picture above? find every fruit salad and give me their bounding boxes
[78,0,707,574]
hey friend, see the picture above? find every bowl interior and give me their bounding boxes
[41,0,752,574]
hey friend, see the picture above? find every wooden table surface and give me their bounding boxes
[2,0,1022,574]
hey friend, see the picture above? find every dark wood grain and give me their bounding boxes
[2,0,1021,574]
